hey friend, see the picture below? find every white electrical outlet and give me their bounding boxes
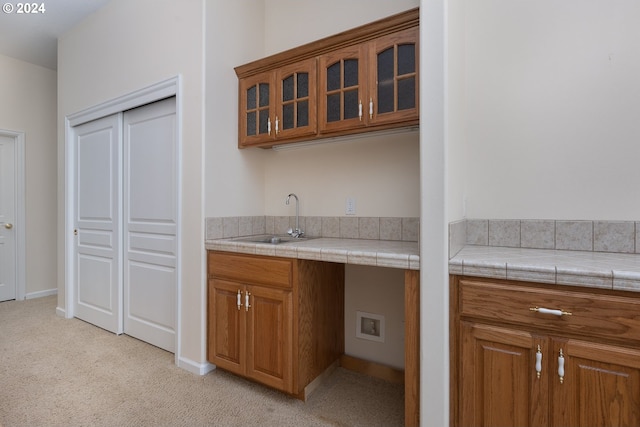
[346,197,356,215]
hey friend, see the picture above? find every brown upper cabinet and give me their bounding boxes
[319,27,418,134]
[239,58,317,146]
[235,8,419,149]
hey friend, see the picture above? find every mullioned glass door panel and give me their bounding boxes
[318,45,368,133]
[275,58,317,140]
[239,73,276,147]
[369,27,419,126]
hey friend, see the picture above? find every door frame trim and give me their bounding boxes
[0,129,26,301]
[65,76,182,360]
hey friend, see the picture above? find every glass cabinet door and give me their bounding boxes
[275,58,317,140]
[369,27,419,126]
[318,45,367,133]
[238,73,275,147]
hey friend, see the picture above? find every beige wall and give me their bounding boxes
[264,132,419,218]
[344,265,405,369]
[204,0,266,217]
[0,54,57,298]
[446,0,467,222]
[205,0,421,219]
[262,0,420,218]
[57,0,206,368]
[421,0,448,423]
[461,0,640,221]
[260,0,420,370]
[264,0,420,55]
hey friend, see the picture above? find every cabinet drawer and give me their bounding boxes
[208,252,292,289]
[459,278,640,342]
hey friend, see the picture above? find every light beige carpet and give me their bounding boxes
[0,296,404,427]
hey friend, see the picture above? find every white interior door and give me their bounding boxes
[73,114,123,333]
[0,135,16,302]
[123,98,177,352]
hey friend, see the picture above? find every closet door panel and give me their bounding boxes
[73,114,123,334]
[123,97,177,352]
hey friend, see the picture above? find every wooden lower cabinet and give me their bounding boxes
[460,322,548,427]
[551,338,640,427]
[452,275,640,427]
[209,278,293,392]
[208,251,344,398]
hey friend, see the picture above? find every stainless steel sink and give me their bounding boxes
[231,234,315,244]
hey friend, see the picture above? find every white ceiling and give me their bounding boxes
[0,0,111,70]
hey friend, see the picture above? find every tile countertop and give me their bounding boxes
[205,237,420,270]
[449,245,640,292]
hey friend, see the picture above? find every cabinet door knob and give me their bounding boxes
[4,223,13,230]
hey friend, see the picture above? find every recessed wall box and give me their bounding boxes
[356,311,385,343]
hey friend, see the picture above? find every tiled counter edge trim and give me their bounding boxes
[449,249,640,292]
[205,239,420,271]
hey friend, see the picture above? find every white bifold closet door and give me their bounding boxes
[74,97,177,353]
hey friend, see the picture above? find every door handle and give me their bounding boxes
[4,223,13,229]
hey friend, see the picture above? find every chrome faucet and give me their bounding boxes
[285,193,304,238]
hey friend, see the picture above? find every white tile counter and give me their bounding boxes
[450,245,640,292]
[205,237,420,270]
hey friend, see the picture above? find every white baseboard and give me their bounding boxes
[26,288,57,300]
[177,356,216,376]
[56,306,66,318]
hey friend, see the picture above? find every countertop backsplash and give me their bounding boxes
[206,216,420,242]
[449,219,640,259]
